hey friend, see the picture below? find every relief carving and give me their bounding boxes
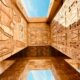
[0,0,27,57]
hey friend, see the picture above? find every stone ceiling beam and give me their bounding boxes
[47,0,64,24]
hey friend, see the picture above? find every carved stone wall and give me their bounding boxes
[28,23,50,46]
[0,0,27,61]
[51,0,80,60]
[54,0,80,27]
[51,20,80,60]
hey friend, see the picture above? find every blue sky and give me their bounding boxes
[27,70,55,80]
[21,0,50,17]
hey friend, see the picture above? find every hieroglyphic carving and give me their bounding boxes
[51,20,80,60]
[54,0,80,27]
[51,0,80,60]
[0,0,27,57]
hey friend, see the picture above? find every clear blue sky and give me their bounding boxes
[21,0,50,17]
[27,70,55,80]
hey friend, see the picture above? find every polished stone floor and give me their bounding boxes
[0,47,80,80]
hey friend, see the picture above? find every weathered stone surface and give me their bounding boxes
[28,23,50,46]
[0,0,27,61]
[51,20,80,60]
[54,0,80,27]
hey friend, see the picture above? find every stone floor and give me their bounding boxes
[0,46,80,80]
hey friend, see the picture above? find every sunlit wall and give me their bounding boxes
[54,0,80,27]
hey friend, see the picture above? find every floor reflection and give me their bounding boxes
[65,59,80,73]
[27,70,55,80]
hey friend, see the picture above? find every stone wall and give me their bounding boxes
[54,0,80,27]
[51,20,80,60]
[0,0,51,61]
[51,0,80,60]
[0,0,27,61]
[27,23,50,46]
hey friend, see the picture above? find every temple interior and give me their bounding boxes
[0,0,80,80]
